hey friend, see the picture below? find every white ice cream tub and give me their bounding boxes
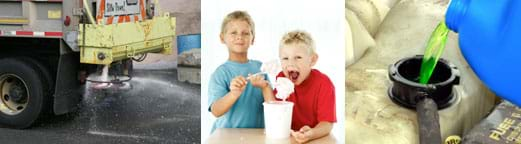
[263,101,294,139]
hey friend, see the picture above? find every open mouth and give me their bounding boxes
[288,71,300,82]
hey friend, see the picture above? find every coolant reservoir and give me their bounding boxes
[345,0,496,143]
[345,0,391,66]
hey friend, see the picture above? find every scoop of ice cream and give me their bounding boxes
[261,60,282,77]
[275,77,294,101]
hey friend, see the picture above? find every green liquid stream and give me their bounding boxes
[419,21,449,84]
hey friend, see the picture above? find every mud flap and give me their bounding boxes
[53,52,81,115]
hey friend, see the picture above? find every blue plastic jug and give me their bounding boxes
[445,0,521,105]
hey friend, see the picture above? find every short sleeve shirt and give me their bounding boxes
[274,69,337,130]
[208,60,268,133]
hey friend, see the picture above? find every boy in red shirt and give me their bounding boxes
[275,30,336,143]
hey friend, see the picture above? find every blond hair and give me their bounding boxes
[221,11,255,36]
[280,30,316,55]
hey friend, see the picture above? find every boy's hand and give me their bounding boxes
[291,125,313,143]
[230,76,247,97]
[248,74,269,89]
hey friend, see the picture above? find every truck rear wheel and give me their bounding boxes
[0,58,50,129]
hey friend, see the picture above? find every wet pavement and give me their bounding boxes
[0,69,201,144]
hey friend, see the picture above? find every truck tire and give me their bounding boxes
[0,58,51,129]
[18,57,53,115]
[18,57,54,102]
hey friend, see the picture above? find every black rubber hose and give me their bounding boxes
[417,98,442,144]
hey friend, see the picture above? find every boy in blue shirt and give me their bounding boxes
[208,11,275,133]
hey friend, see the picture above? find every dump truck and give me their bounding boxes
[0,0,176,128]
